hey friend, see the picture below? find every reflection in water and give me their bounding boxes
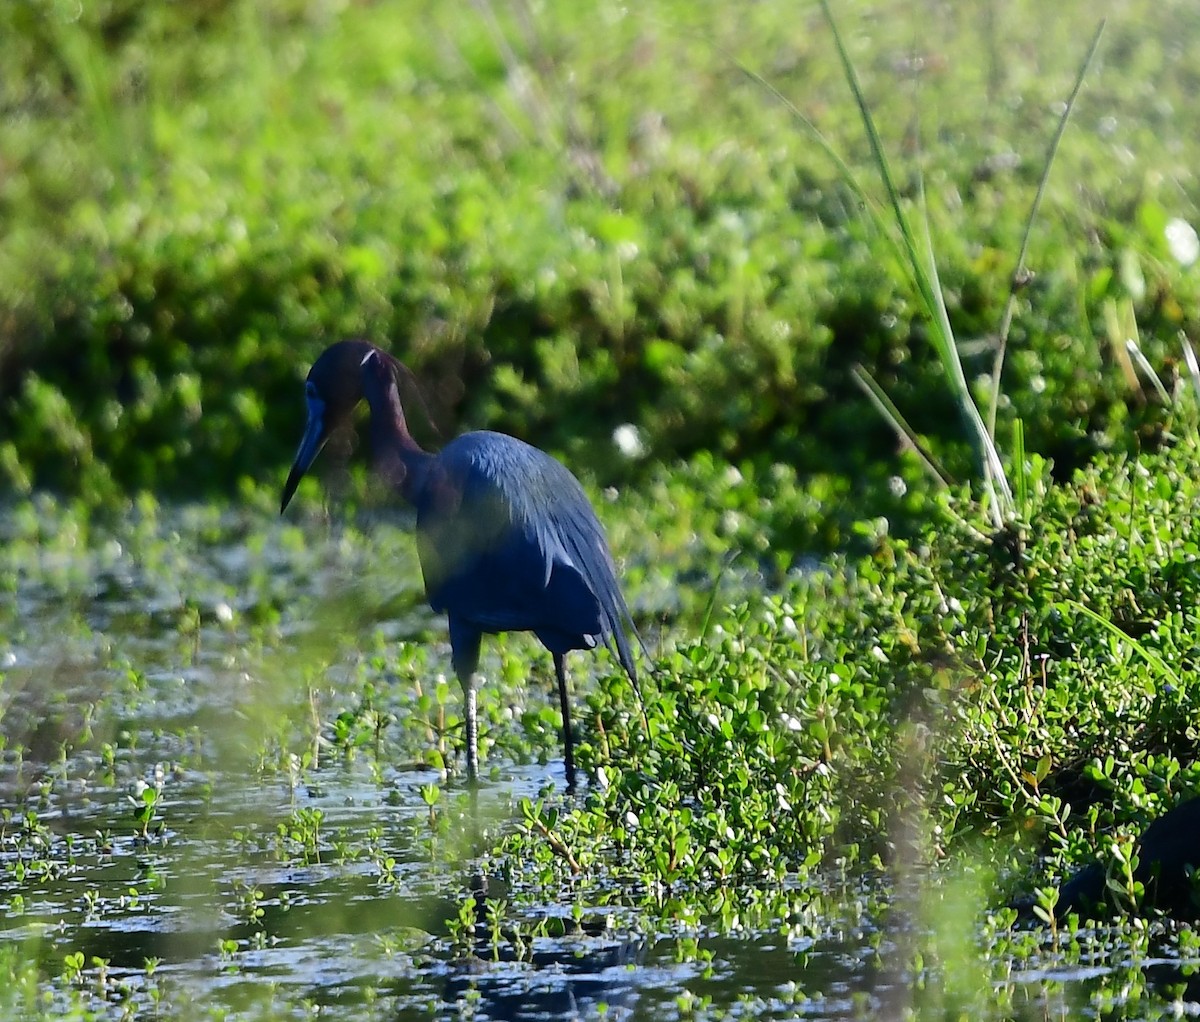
[443,936,646,1020]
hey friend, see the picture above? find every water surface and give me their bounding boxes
[1,503,1192,1019]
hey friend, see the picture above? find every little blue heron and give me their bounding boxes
[280,339,640,787]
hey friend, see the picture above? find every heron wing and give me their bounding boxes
[414,432,636,675]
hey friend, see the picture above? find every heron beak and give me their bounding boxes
[280,397,328,513]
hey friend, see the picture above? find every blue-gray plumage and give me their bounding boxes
[280,339,640,786]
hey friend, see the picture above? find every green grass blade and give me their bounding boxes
[728,56,913,288]
[987,20,1106,437]
[819,0,1012,519]
[1065,599,1182,688]
[915,171,1011,515]
[1125,338,1170,404]
[698,552,736,643]
[850,364,951,488]
[818,0,925,300]
[1181,334,1200,406]
[1013,417,1027,515]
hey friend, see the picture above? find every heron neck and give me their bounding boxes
[363,374,431,501]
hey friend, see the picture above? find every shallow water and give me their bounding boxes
[1,503,1196,1020]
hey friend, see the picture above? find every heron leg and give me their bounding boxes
[449,618,482,785]
[554,653,576,791]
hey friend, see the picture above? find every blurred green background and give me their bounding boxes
[2,0,1198,546]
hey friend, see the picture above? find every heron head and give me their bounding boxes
[280,339,381,513]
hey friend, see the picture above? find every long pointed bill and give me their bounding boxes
[280,397,327,513]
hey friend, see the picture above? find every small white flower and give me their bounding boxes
[612,423,644,459]
[1166,217,1200,267]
